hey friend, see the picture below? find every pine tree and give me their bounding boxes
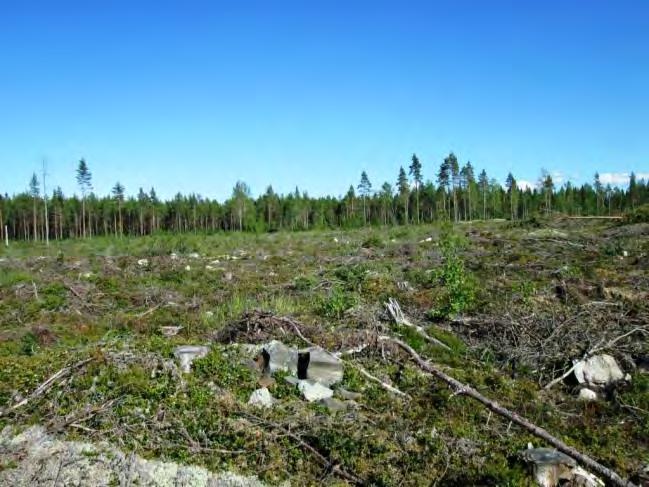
[437,159,450,219]
[505,172,517,220]
[112,182,125,237]
[357,171,372,225]
[409,154,422,224]
[397,167,409,224]
[594,172,603,215]
[76,159,92,238]
[463,162,475,220]
[29,173,40,241]
[478,169,488,219]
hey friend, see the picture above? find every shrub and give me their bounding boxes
[624,204,649,223]
[430,225,476,318]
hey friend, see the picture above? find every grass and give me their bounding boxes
[0,220,647,485]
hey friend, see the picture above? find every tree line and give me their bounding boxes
[1,154,648,242]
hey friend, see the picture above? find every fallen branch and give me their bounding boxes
[384,336,636,487]
[353,363,409,398]
[385,298,451,351]
[0,358,93,416]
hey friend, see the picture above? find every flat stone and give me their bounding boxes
[298,380,333,402]
[299,346,344,386]
[248,388,274,408]
[173,345,209,373]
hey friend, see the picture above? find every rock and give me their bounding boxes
[188,252,200,259]
[137,258,149,267]
[336,388,362,401]
[520,446,603,487]
[160,326,182,337]
[0,425,265,486]
[573,354,624,388]
[299,347,344,386]
[173,345,209,373]
[248,388,274,408]
[419,237,433,243]
[185,265,191,271]
[298,380,334,402]
[577,388,598,402]
[170,252,178,260]
[527,228,569,239]
[319,397,349,413]
[224,272,233,281]
[264,340,298,375]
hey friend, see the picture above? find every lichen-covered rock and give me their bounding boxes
[248,388,274,408]
[573,354,625,388]
[0,426,265,486]
[174,345,209,373]
[298,380,333,402]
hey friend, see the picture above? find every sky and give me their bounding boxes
[1,0,648,200]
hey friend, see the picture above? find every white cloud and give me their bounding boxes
[551,171,565,185]
[599,172,649,186]
[517,180,535,190]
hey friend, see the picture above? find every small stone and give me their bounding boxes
[185,265,191,271]
[577,388,598,402]
[248,388,274,408]
[170,252,178,260]
[161,326,182,337]
[188,252,200,259]
[336,388,362,401]
[137,259,149,267]
[319,397,349,413]
[224,272,233,281]
[173,345,209,373]
[298,380,334,402]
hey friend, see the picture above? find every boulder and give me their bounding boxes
[573,354,624,388]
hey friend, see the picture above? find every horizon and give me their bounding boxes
[2,1,648,200]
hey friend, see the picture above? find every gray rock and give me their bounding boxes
[336,388,362,401]
[174,345,210,373]
[300,346,343,386]
[577,388,598,402]
[248,388,274,408]
[0,425,265,486]
[573,354,625,388]
[160,326,182,337]
[298,380,334,402]
[520,446,603,487]
[319,397,349,413]
[264,340,298,375]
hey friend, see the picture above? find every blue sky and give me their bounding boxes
[1,0,648,199]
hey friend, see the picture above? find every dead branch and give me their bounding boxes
[383,336,637,487]
[0,358,93,416]
[353,363,410,398]
[385,298,451,351]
